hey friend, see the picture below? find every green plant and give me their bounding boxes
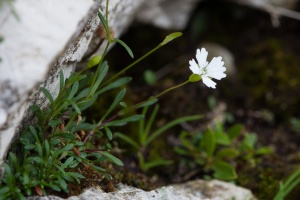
[116,104,202,172]
[0,1,186,197]
[290,117,300,134]
[175,122,272,181]
[273,167,300,200]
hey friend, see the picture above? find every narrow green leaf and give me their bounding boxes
[0,186,10,195]
[243,133,257,149]
[174,147,189,156]
[40,87,54,104]
[115,132,140,149]
[101,88,126,122]
[136,98,158,109]
[44,140,50,157]
[3,163,14,186]
[62,157,74,169]
[143,104,159,145]
[49,184,61,192]
[215,132,231,146]
[69,100,81,114]
[36,143,43,158]
[56,144,74,156]
[256,147,273,155]
[66,74,86,86]
[97,11,110,39]
[56,133,76,140]
[69,160,80,168]
[106,115,144,127]
[89,64,108,97]
[201,129,216,157]
[146,115,202,147]
[104,126,113,140]
[99,151,124,166]
[57,177,68,191]
[67,81,79,100]
[119,102,127,108]
[143,159,173,171]
[112,38,134,58]
[216,148,239,159]
[59,70,65,94]
[78,96,97,111]
[32,157,44,164]
[212,161,237,180]
[227,124,243,140]
[75,87,90,101]
[48,119,62,127]
[161,32,182,45]
[96,77,132,96]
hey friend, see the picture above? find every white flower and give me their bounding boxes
[189,48,226,89]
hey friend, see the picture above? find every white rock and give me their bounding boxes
[26,179,256,200]
[136,0,202,30]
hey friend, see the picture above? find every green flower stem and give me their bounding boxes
[102,43,164,87]
[153,80,190,99]
[87,41,110,98]
[121,79,190,115]
[63,113,78,131]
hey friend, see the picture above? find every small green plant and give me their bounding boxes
[290,117,300,133]
[175,122,272,181]
[273,167,300,200]
[116,104,202,172]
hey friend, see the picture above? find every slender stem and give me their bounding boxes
[122,79,190,114]
[106,0,109,28]
[87,41,110,98]
[153,80,190,99]
[63,113,77,131]
[102,44,163,87]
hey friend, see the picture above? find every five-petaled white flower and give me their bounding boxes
[189,48,226,89]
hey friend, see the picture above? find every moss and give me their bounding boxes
[236,155,296,200]
[238,38,300,121]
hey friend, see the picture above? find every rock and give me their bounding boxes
[136,0,202,30]
[26,179,256,200]
[231,0,300,26]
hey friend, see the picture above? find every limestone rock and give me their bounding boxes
[136,0,202,30]
[26,179,256,200]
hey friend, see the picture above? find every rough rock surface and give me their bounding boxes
[26,179,256,200]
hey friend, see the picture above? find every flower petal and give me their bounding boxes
[189,59,201,75]
[196,48,208,69]
[202,75,216,89]
[206,56,226,80]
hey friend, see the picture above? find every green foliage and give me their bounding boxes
[174,122,273,181]
[0,59,132,197]
[116,104,202,172]
[273,168,300,200]
[0,3,184,196]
